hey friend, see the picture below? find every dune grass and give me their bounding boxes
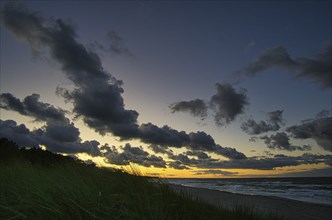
[0,161,283,220]
[0,139,282,220]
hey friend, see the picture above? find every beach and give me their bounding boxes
[170,184,332,220]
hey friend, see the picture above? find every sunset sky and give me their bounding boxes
[0,1,331,178]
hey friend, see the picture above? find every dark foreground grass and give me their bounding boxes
[0,161,282,220]
[0,139,282,220]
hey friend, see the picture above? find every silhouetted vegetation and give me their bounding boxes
[0,138,89,167]
[0,138,281,220]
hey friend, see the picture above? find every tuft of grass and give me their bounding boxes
[0,160,282,220]
[0,138,283,220]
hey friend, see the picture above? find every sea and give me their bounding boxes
[166,177,332,205]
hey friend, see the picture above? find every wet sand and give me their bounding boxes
[170,184,332,220]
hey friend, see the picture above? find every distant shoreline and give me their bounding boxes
[169,184,332,220]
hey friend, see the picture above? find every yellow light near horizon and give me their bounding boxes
[76,152,330,178]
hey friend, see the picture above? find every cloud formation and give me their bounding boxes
[164,148,330,170]
[210,83,249,126]
[197,153,332,170]
[169,99,208,119]
[0,3,247,160]
[0,93,102,155]
[170,83,249,126]
[238,45,332,88]
[168,161,189,170]
[241,110,284,135]
[286,113,332,152]
[0,120,39,148]
[0,119,101,156]
[261,132,312,151]
[1,2,139,137]
[0,93,67,123]
[103,143,166,168]
[185,150,210,160]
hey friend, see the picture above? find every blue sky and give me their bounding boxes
[0,1,331,177]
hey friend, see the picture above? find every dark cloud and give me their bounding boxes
[214,145,247,159]
[43,122,80,143]
[103,143,166,168]
[1,3,248,160]
[209,83,249,126]
[136,123,189,147]
[286,114,332,152]
[135,123,246,160]
[241,110,284,135]
[1,2,139,137]
[193,169,238,176]
[0,93,67,123]
[0,120,39,147]
[169,99,208,119]
[268,110,284,125]
[185,150,210,160]
[165,150,330,171]
[170,83,249,126]
[238,45,332,88]
[0,93,26,115]
[188,131,216,150]
[168,161,189,170]
[0,119,101,156]
[196,153,332,170]
[169,153,198,166]
[261,132,312,151]
[0,93,101,155]
[148,144,173,156]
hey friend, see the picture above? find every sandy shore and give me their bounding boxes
[170,184,332,220]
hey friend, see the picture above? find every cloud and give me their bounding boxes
[170,83,249,126]
[169,153,198,166]
[260,132,311,151]
[136,123,189,147]
[1,3,248,160]
[241,110,284,135]
[168,161,189,170]
[0,93,101,154]
[286,113,332,152]
[135,123,246,160]
[43,122,80,143]
[169,99,208,119]
[0,120,39,148]
[193,169,238,176]
[196,153,332,170]
[1,2,139,137]
[103,143,166,168]
[164,149,330,170]
[238,44,332,88]
[0,119,101,156]
[0,93,67,123]
[209,83,249,126]
[214,145,247,159]
[185,150,210,160]
[148,144,173,156]
[0,93,26,115]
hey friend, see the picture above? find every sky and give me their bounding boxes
[0,0,331,178]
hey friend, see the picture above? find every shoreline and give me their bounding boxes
[169,184,332,220]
